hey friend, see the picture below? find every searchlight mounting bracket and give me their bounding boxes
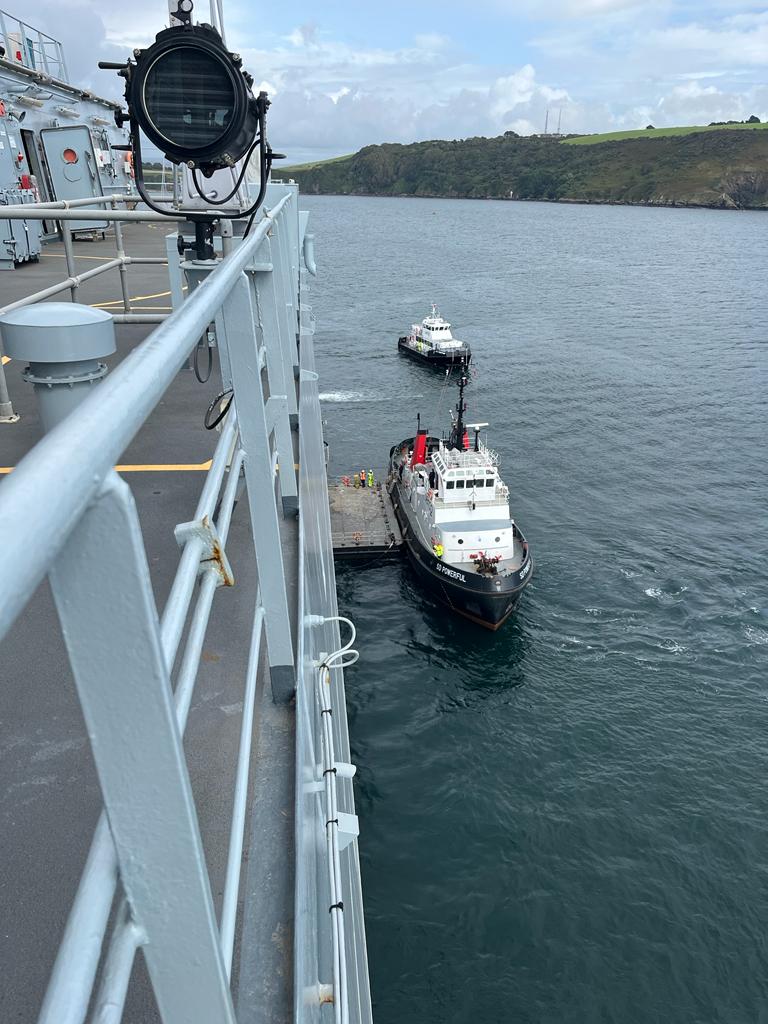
[169,0,194,28]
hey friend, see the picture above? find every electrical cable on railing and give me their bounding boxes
[130,105,271,224]
[311,614,357,1024]
[204,388,234,430]
[193,333,213,383]
[318,616,359,671]
[190,135,260,207]
[242,148,275,239]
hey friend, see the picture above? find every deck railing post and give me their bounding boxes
[0,354,18,422]
[267,215,300,420]
[248,239,297,511]
[48,472,237,1024]
[219,272,295,702]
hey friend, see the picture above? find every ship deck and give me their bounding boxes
[0,226,296,1022]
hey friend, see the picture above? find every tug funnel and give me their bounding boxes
[411,429,428,467]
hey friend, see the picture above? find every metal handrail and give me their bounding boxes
[0,9,68,80]
[0,182,371,1023]
[0,192,290,638]
[37,412,243,1024]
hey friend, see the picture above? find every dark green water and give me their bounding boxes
[303,195,768,1024]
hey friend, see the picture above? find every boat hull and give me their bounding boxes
[388,476,532,630]
[397,337,472,367]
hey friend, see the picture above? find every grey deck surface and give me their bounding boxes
[329,478,403,561]
[0,226,295,1023]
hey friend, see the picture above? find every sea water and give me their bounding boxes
[304,195,767,1024]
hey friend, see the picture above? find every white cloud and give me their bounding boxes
[650,12,768,66]
[30,0,768,163]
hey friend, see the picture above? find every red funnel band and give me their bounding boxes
[411,430,428,467]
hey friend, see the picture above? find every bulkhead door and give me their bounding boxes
[40,126,108,233]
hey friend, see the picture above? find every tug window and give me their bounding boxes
[486,479,494,487]
[446,480,454,489]
[456,480,465,489]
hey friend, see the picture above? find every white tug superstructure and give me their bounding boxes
[414,438,518,569]
[389,365,532,629]
[398,303,472,367]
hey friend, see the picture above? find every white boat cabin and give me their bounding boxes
[409,304,466,353]
[400,435,520,569]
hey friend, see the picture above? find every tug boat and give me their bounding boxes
[398,304,472,367]
[388,364,532,629]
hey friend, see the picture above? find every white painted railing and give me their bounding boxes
[0,182,372,1022]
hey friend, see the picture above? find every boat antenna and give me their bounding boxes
[449,360,469,449]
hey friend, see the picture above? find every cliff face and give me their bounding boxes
[285,130,768,209]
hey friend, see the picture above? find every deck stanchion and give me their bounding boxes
[0,355,18,422]
[267,218,300,421]
[249,237,298,511]
[219,272,296,702]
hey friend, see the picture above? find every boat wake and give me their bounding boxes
[319,390,423,403]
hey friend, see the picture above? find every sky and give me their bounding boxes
[30,0,768,163]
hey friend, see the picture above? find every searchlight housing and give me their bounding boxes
[125,23,259,174]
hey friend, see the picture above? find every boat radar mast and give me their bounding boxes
[448,361,470,450]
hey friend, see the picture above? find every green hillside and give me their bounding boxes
[564,122,768,145]
[284,128,768,209]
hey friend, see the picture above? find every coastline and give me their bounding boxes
[288,188,768,212]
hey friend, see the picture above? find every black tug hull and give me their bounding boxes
[388,474,532,630]
[398,337,472,368]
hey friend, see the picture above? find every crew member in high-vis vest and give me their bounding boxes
[434,542,444,558]
[360,469,366,487]
[367,470,374,488]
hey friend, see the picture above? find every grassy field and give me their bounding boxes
[282,153,354,172]
[563,122,768,145]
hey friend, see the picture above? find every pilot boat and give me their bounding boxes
[397,304,472,367]
[387,364,532,629]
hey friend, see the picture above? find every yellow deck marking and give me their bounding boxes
[91,287,185,311]
[1,459,213,475]
[91,304,173,312]
[45,253,162,262]
[1,356,10,365]
[115,460,213,472]
[97,288,176,306]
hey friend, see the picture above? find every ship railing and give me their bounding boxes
[433,488,509,509]
[0,183,372,1023]
[0,194,174,325]
[0,194,176,420]
[440,442,499,467]
[0,9,68,81]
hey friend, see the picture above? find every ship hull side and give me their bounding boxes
[397,337,472,367]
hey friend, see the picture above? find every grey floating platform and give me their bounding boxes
[329,478,403,561]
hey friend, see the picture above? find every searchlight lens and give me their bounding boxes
[122,24,260,172]
[143,46,235,150]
